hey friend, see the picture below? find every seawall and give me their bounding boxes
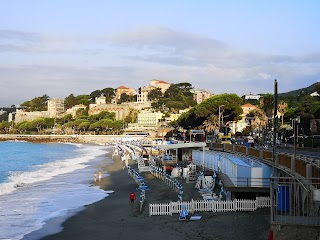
[0,134,144,145]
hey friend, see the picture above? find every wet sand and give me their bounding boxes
[33,151,272,240]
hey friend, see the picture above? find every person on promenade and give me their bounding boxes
[93,172,97,182]
[98,171,102,181]
[129,191,136,206]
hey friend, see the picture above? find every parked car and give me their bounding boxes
[232,138,244,145]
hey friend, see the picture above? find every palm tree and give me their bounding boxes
[203,114,218,136]
[278,100,288,126]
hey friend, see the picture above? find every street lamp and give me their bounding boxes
[218,105,224,130]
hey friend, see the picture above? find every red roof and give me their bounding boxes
[117,86,129,89]
[242,103,257,108]
[156,80,169,84]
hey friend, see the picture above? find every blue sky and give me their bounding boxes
[1,0,320,107]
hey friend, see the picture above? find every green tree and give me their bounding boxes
[21,95,49,111]
[90,90,102,100]
[31,118,46,132]
[101,88,115,103]
[148,88,163,101]
[0,121,11,133]
[65,94,77,108]
[162,82,196,112]
[78,121,90,133]
[89,111,115,122]
[176,93,243,130]
[17,121,33,133]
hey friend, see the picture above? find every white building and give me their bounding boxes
[244,93,261,101]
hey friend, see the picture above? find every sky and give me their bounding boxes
[1,0,320,107]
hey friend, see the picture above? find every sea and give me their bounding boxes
[0,141,113,240]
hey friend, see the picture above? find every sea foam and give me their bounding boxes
[0,143,113,240]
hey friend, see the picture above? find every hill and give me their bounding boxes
[278,82,319,98]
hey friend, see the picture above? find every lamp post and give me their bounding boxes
[218,105,224,130]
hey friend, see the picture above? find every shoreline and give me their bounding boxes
[4,136,318,239]
[38,149,272,240]
[22,146,114,240]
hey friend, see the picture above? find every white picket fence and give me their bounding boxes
[149,196,270,216]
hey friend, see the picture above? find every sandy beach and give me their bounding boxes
[22,149,272,240]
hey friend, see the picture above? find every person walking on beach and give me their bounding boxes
[98,171,102,181]
[129,191,136,206]
[93,172,97,182]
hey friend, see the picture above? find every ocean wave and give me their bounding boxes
[0,145,109,196]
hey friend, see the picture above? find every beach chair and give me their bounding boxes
[179,204,188,220]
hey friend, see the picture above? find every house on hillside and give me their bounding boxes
[137,79,170,103]
[229,103,257,134]
[115,86,137,101]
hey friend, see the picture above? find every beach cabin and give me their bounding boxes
[155,141,206,167]
[192,150,272,198]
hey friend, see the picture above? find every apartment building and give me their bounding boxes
[190,89,213,104]
[47,98,65,118]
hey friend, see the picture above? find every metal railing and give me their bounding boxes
[270,176,320,226]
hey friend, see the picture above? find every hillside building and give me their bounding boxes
[115,86,136,101]
[65,104,87,118]
[244,93,261,101]
[190,89,213,104]
[137,79,170,103]
[47,98,65,118]
[229,103,257,134]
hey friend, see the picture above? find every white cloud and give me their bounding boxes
[0,27,320,106]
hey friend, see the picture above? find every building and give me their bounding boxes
[190,89,213,104]
[65,104,87,118]
[13,99,65,123]
[229,103,257,134]
[137,79,171,103]
[137,111,164,129]
[310,91,319,97]
[115,86,136,101]
[244,93,261,101]
[95,95,107,104]
[149,79,170,93]
[88,103,129,120]
[14,109,50,123]
[127,111,164,130]
[137,86,152,103]
[47,98,65,118]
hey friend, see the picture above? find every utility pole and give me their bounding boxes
[272,80,278,175]
[218,105,224,131]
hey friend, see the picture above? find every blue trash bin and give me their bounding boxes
[277,185,289,212]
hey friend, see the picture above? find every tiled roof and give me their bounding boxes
[117,86,129,89]
[241,103,257,107]
[157,80,169,84]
